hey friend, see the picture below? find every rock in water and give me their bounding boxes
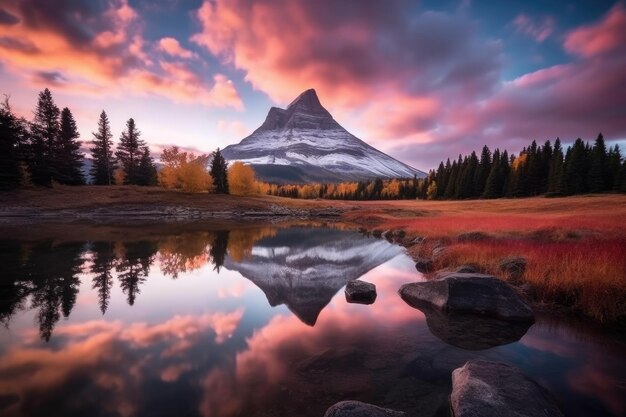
[324,401,406,417]
[451,360,564,417]
[345,280,377,304]
[399,273,534,322]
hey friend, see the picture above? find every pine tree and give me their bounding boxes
[90,111,116,185]
[482,149,501,199]
[473,145,492,197]
[29,88,60,186]
[547,138,564,195]
[116,118,145,185]
[0,96,26,190]
[137,146,157,186]
[56,108,84,185]
[607,145,622,190]
[588,133,609,193]
[210,148,229,194]
[564,138,590,195]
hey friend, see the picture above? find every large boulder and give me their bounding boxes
[324,401,406,417]
[399,273,534,322]
[345,280,377,304]
[419,306,532,350]
[451,360,564,417]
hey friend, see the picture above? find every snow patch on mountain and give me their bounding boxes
[222,89,426,184]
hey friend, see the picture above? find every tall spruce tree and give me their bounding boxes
[0,96,26,190]
[482,149,501,199]
[210,148,229,194]
[564,138,591,195]
[137,146,157,186]
[547,138,564,195]
[474,145,492,197]
[588,133,609,193]
[90,111,116,185]
[607,145,622,190]
[30,88,60,186]
[56,108,84,185]
[116,118,145,185]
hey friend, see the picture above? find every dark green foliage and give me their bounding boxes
[588,133,609,193]
[547,138,565,195]
[210,148,229,194]
[137,146,157,186]
[0,97,26,190]
[116,118,146,185]
[56,108,85,185]
[29,88,60,186]
[90,111,116,185]
[563,138,591,195]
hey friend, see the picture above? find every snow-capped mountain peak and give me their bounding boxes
[222,89,426,184]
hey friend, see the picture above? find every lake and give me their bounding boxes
[0,225,624,417]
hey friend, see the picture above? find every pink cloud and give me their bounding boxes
[158,37,196,59]
[0,0,242,108]
[564,3,626,57]
[512,14,555,42]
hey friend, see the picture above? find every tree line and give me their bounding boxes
[0,88,236,194]
[267,135,626,200]
[0,88,159,189]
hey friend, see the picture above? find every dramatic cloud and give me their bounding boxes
[512,14,555,42]
[0,0,242,108]
[192,0,501,125]
[192,0,626,169]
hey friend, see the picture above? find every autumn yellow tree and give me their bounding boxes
[228,161,258,196]
[158,146,213,193]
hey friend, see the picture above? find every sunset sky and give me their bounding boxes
[1,0,625,171]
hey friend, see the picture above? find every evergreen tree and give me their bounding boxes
[620,159,626,193]
[474,145,492,197]
[607,145,622,190]
[482,149,501,199]
[137,146,157,186]
[444,156,461,198]
[588,133,609,193]
[29,88,60,186]
[116,118,145,185]
[90,111,116,185]
[0,96,26,190]
[56,107,84,185]
[563,138,590,195]
[210,148,229,194]
[547,138,564,195]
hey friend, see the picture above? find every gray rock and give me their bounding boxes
[499,256,527,282]
[381,230,393,241]
[451,360,564,417]
[415,258,434,273]
[324,401,406,417]
[345,280,377,304]
[419,306,532,350]
[399,273,534,322]
[372,229,383,238]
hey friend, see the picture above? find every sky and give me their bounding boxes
[0,0,625,171]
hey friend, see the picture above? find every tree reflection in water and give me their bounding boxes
[0,228,270,341]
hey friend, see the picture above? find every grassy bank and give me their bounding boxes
[352,195,626,323]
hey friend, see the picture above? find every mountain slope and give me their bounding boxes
[222,89,426,184]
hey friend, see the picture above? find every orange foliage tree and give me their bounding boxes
[228,161,263,196]
[158,146,213,193]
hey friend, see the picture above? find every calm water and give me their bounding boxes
[0,225,624,417]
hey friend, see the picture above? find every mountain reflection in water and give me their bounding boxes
[0,225,624,417]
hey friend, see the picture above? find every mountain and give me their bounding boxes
[222,89,426,184]
[223,227,403,325]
